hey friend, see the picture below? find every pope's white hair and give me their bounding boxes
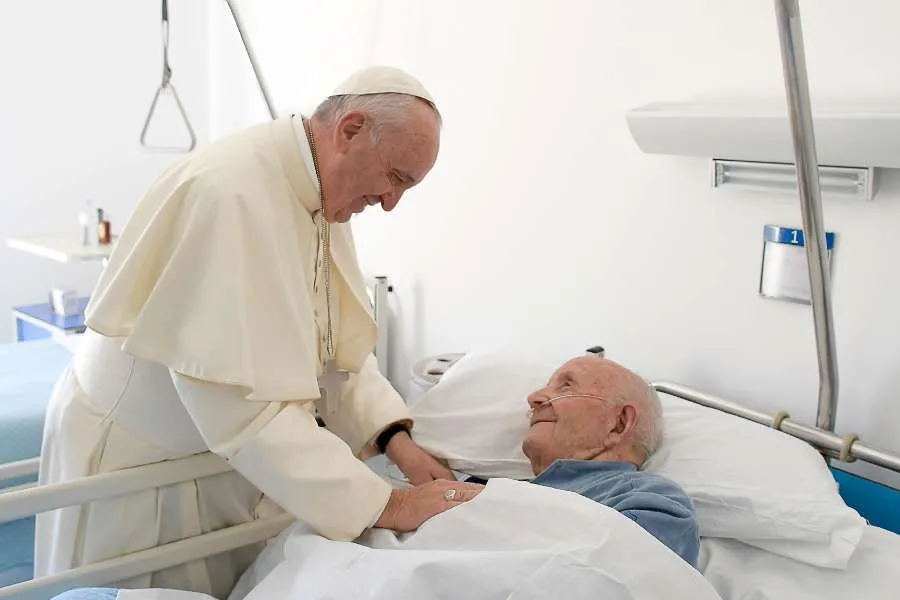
[312,93,441,144]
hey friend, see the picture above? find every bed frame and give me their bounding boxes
[2,1,899,599]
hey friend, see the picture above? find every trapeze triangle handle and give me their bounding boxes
[140,82,196,153]
[140,0,196,153]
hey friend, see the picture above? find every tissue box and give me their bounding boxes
[49,289,80,317]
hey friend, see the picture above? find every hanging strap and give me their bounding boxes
[140,0,197,153]
[160,0,172,87]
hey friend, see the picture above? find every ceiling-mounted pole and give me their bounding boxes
[774,0,839,432]
[223,0,278,120]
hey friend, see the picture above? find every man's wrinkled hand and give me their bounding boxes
[385,430,455,485]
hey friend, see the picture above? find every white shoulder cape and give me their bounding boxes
[86,117,377,402]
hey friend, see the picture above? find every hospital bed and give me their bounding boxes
[3,345,899,600]
[4,1,900,598]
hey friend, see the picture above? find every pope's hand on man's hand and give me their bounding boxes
[385,430,456,485]
[373,480,484,532]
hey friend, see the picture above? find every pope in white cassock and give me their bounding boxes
[34,66,484,598]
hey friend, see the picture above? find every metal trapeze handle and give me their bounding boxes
[140,0,197,153]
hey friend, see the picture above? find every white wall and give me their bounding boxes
[0,0,209,342]
[209,0,900,485]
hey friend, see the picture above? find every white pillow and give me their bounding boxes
[410,350,554,481]
[409,351,866,569]
[644,393,865,569]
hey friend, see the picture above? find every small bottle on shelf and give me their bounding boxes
[97,208,112,245]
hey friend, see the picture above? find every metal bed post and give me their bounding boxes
[373,276,392,377]
[774,0,839,432]
[222,0,278,120]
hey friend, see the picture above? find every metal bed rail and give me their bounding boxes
[0,458,39,483]
[0,458,40,494]
[0,452,295,600]
[0,453,230,525]
[653,381,900,475]
[0,514,294,600]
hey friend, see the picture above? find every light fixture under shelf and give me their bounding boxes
[711,159,874,201]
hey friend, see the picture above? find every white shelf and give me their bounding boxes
[7,235,115,263]
[626,98,900,168]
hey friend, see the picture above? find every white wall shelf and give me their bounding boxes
[627,99,900,169]
[7,236,115,264]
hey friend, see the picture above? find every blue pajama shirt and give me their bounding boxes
[531,459,700,567]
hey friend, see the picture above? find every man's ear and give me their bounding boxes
[335,111,367,147]
[610,404,638,439]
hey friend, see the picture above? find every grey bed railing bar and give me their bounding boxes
[774,0,840,432]
[0,458,39,483]
[652,381,900,474]
[0,513,295,600]
[0,453,230,525]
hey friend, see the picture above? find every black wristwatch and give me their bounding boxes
[376,422,410,454]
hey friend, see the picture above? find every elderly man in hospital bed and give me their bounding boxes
[35,65,483,599]
[464,355,700,568]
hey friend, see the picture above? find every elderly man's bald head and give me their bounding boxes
[523,356,663,476]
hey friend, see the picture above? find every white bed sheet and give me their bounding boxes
[700,525,900,600]
[105,488,900,600]
[173,478,720,600]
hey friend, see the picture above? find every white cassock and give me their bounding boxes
[34,115,412,599]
